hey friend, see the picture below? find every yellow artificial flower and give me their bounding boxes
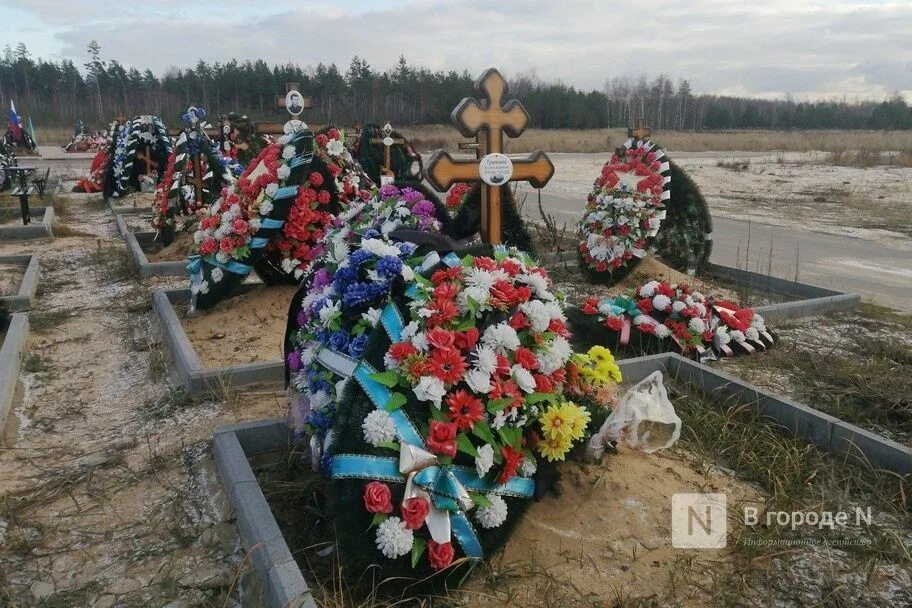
[540,405,572,440]
[560,401,591,441]
[596,359,622,384]
[588,345,615,366]
[539,433,573,462]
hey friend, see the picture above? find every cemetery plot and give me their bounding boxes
[0,254,39,311]
[116,215,188,278]
[0,205,54,239]
[216,352,912,608]
[106,191,153,215]
[0,313,28,437]
[153,284,294,394]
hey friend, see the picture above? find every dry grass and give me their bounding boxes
[31,127,72,147]
[828,148,912,168]
[399,126,912,154]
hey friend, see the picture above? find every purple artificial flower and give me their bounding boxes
[379,184,400,198]
[313,268,332,290]
[412,199,435,218]
[287,350,302,372]
[401,187,423,203]
[296,309,308,327]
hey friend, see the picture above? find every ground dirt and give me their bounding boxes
[0,262,22,296]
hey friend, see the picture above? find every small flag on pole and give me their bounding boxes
[8,100,23,142]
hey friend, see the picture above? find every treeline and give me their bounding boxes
[1,41,910,131]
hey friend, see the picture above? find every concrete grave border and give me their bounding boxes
[0,254,39,312]
[213,352,911,608]
[116,215,187,278]
[105,195,149,216]
[153,285,282,395]
[0,206,54,240]
[0,313,29,436]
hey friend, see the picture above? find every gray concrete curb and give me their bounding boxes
[0,254,39,312]
[105,195,149,216]
[0,206,54,240]
[0,313,29,436]
[153,286,284,395]
[212,354,911,607]
[213,419,316,608]
[116,216,187,279]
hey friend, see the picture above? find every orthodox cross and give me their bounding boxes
[425,68,554,244]
[184,107,210,203]
[185,155,207,204]
[628,118,651,140]
[370,121,406,178]
[275,82,312,116]
[135,145,158,176]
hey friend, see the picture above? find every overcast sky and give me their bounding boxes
[1,0,909,101]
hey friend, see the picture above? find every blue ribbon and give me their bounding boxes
[380,303,404,342]
[260,218,284,229]
[352,362,424,448]
[273,185,298,200]
[187,254,252,277]
[249,237,268,249]
[442,252,461,267]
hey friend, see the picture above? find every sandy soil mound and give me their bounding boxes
[181,284,298,368]
[147,231,194,262]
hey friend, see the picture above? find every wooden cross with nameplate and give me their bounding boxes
[628,118,651,140]
[370,121,406,178]
[135,145,157,176]
[185,155,207,204]
[425,68,554,244]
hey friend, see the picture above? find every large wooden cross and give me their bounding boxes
[425,68,554,244]
[185,155,207,204]
[628,118,651,140]
[135,144,158,176]
[370,121,406,178]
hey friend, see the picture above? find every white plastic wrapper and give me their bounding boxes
[587,371,681,458]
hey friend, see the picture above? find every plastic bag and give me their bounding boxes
[587,371,681,458]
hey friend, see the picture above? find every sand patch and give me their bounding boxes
[146,231,194,262]
[0,263,22,296]
[112,191,154,210]
[463,449,761,606]
[181,285,298,368]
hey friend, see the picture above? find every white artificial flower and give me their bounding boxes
[517,272,553,300]
[475,444,494,477]
[411,331,429,352]
[693,303,707,317]
[318,300,340,327]
[310,390,331,412]
[753,314,767,332]
[413,376,446,406]
[401,321,419,341]
[282,145,296,160]
[652,294,672,312]
[472,345,498,375]
[639,281,660,298]
[745,327,760,341]
[688,317,706,333]
[511,365,536,394]
[277,165,290,180]
[361,238,402,258]
[193,230,205,244]
[491,409,508,430]
[481,322,520,353]
[519,456,537,478]
[654,323,672,338]
[464,369,492,394]
[381,220,398,235]
[715,327,732,345]
[265,182,279,196]
[548,336,572,365]
[730,330,746,342]
[400,265,415,281]
[536,351,563,375]
[519,300,552,333]
[672,300,687,313]
[475,494,508,529]
[375,517,414,559]
[259,200,274,216]
[465,267,496,291]
[362,307,382,327]
[300,345,317,365]
[215,251,229,264]
[210,267,224,283]
[327,139,345,157]
[362,409,397,447]
[458,286,491,313]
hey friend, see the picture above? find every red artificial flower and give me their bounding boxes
[400,497,430,530]
[219,238,234,253]
[427,298,459,327]
[581,297,600,315]
[426,327,455,349]
[328,128,341,140]
[327,163,341,177]
[431,266,462,285]
[489,378,523,410]
[509,311,529,330]
[499,445,524,484]
[231,219,249,235]
[363,481,393,514]
[500,259,522,276]
[637,298,654,313]
[427,540,454,570]
[432,282,459,300]
[604,316,625,332]
[473,256,497,271]
[426,420,458,457]
[534,373,553,393]
[514,347,538,371]
[386,343,414,363]
[315,134,329,147]
[199,237,217,256]
[446,390,484,431]
[428,347,467,383]
[489,280,518,309]
[317,189,331,204]
[309,171,324,187]
[548,318,569,337]
[453,327,479,351]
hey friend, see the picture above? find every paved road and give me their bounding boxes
[519,189,912,312]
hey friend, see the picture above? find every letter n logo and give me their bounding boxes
[672,493,727,548]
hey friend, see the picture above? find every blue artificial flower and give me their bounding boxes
[376,255,403,279]
[364,228,380,239]
[328,330,350,352]
[342,281,373,308]
[396,241,417,257]
[348,334,369,359]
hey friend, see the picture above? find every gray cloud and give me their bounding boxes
[4,0,910,99]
